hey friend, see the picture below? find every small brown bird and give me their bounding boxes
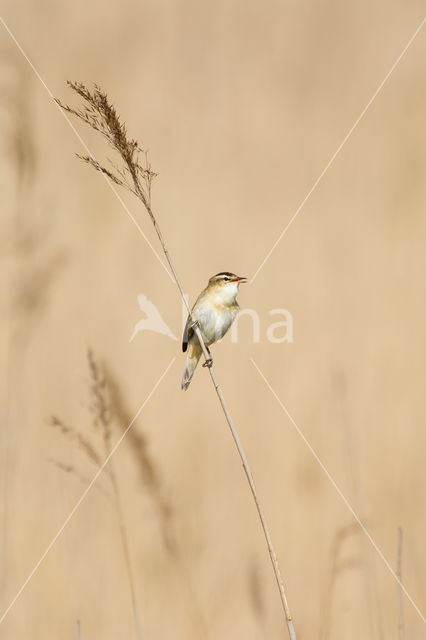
[181,272,247,390]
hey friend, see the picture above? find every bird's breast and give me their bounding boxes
[193,301,238,345]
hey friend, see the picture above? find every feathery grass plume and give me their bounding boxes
[57,82,297,639]
[56,82,156,208]
[50,350,176,548]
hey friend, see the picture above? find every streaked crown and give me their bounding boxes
[208,272,247,286]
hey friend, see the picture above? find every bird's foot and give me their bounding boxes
[189,319,199,330]
[202,357,213,368]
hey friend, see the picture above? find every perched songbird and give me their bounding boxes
[181,272,247,390]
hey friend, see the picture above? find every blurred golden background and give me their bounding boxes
[1,1,425,638]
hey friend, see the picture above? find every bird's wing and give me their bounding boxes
[182,289,208,352]
[182,315,194,352]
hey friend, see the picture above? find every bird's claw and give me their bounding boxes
[202,357,213,368]
[189,319,199,330]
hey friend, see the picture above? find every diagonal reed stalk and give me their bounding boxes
[57,82,296,639]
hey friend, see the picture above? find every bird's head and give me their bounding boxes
[207,272,247,302]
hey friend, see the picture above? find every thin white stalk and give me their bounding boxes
[141,208,296,638]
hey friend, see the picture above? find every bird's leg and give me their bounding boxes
[202,346,213,368]
[189,318,199,330]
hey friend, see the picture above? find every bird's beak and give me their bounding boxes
[233,276,247,283]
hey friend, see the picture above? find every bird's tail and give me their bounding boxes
[181,343,202,391]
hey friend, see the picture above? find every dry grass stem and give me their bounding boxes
[57,81,296,638]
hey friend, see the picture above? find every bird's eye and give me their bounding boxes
[223,276,230,281]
